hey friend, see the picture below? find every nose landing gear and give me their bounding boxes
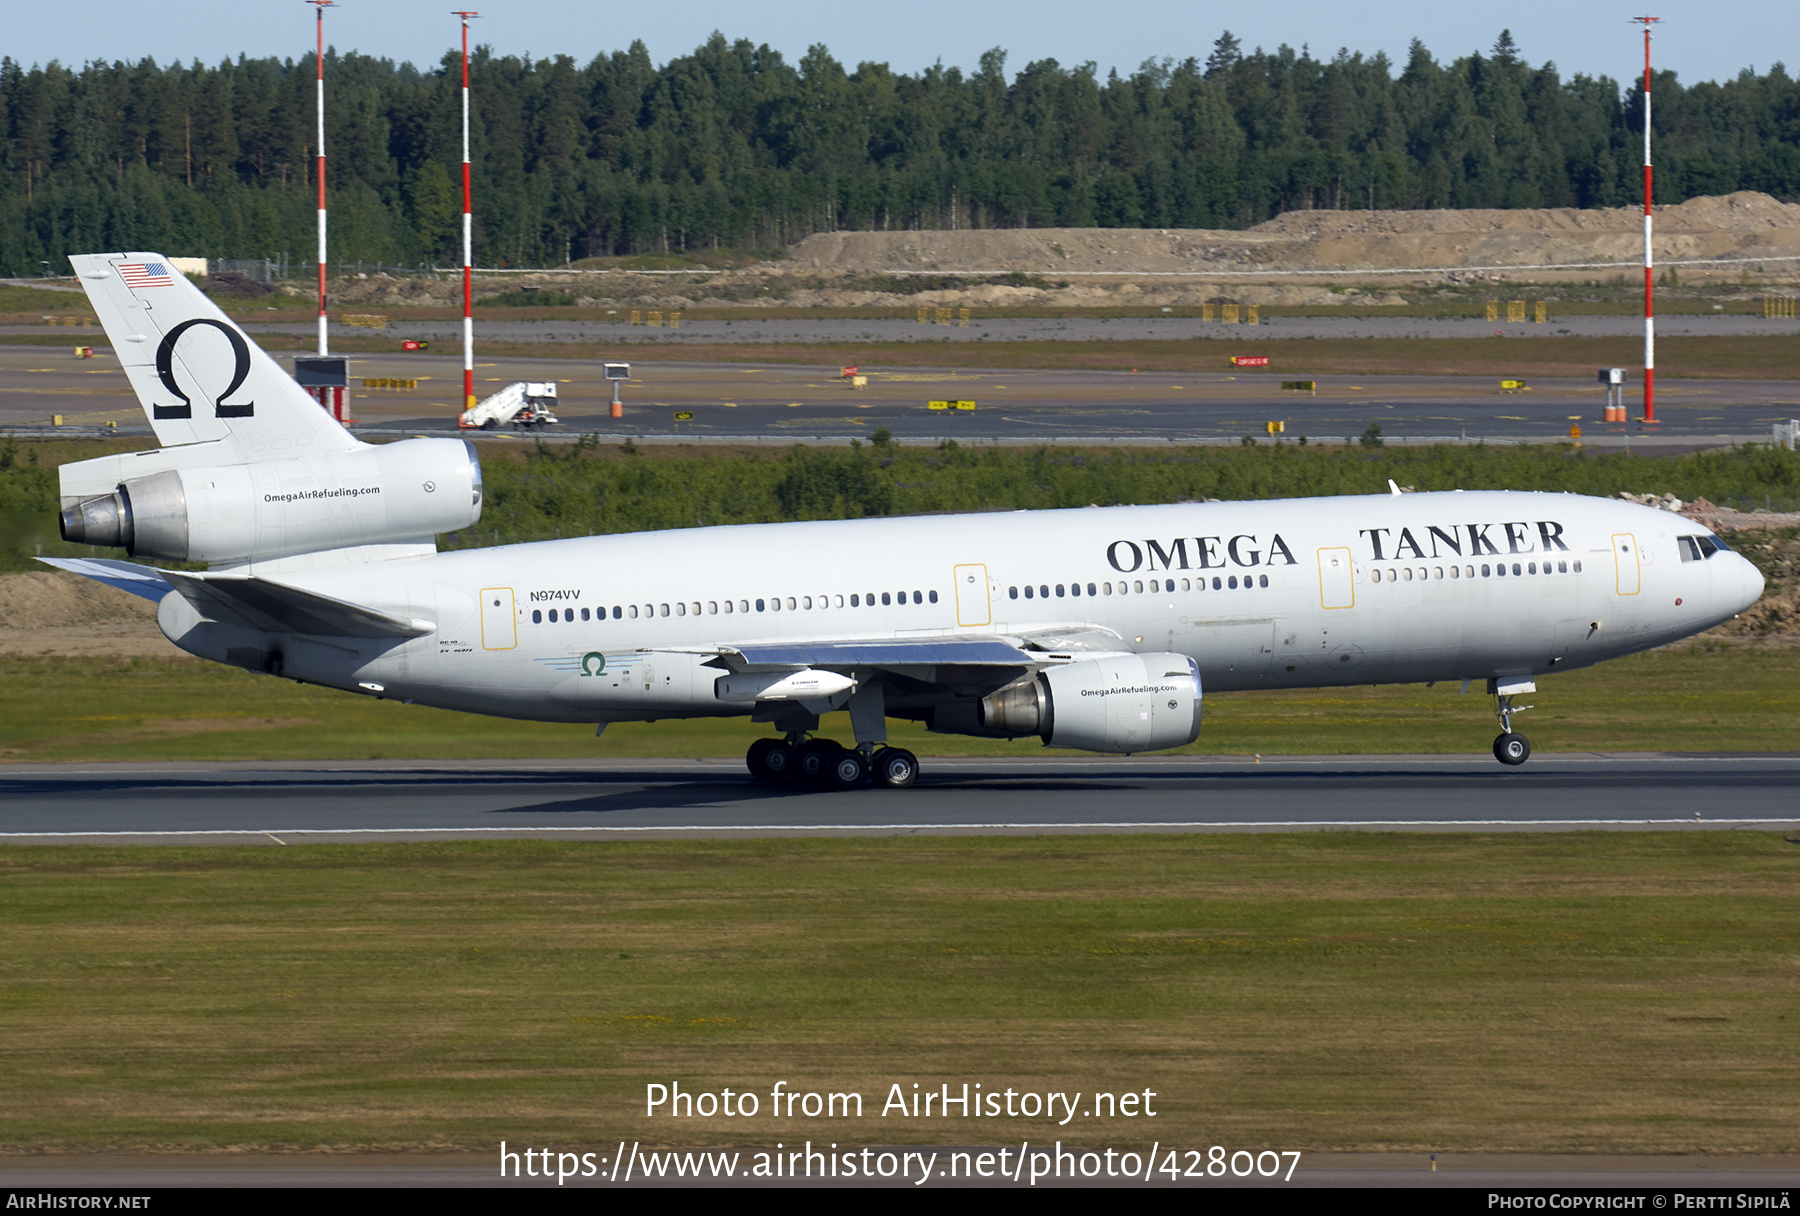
[1490,678,1536,766]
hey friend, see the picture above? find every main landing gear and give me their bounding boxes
[1492,688,1533,767]
[745,736,919,790]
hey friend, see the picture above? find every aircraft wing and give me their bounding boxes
[713,637,1038,672]
[41,556,431,638]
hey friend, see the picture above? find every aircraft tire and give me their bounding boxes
[1493,732,1531,766]
[827,749,870,790]
[793,738,843,783]
[872,747,919,789]
[746,737,786,781]
[753,739,801,781]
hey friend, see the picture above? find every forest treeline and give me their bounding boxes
[2,29,1798,275]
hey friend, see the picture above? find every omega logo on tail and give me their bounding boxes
[152,319,255,420]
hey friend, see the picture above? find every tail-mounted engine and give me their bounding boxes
[59,437,482,564]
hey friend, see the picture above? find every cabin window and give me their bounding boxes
[880,592,891,606]
[756,599,766,612]
[851,594,860,606]
[579,608,589,621]
[1009,586,1018,599]
[722,600,733,614]
[1557,561,1567,574]
[1133,581,1143,593]
[866,591,876,605]
[628,605,639,618]
[1573,560,1582,573]
[929,590,939,603]
[802,597,812,610]
[1070,582,1082,597]
[1449,566,1459,580]
[1228,576,1238,589]
[1512,563,1522,576]
[1372,569,1382,583]
[770,597,780,612]
[1259,574,1268,588]
[835,595,844,607]
[656,603,667,617]
[1211,577,1222,590]
[675,602,686,616]
[909,591,919,604]
[1055,584,1065,597]
[531,609,542,623]
[611,606,620,619]
[1024,586,1034,599]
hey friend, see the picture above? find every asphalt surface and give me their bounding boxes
[3,754,1797,843]
[5,345,1798,444]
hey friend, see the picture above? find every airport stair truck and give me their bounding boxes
[457,381,560,430]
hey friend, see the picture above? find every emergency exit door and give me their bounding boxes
[480,587,517,650]
[1317,547,1354,609]
[1611,534,1640,595]
[953,564,990,626]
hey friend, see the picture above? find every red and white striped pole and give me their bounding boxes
[1635,16,1660,424]
[455,11,479,413]
[310,1,335,358]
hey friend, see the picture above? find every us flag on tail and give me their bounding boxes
[117,262,174,288]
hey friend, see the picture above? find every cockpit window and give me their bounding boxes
[1678,534,1728,562]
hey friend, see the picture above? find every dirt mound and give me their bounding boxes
[783,191,1800,282]
[1,570,157,629]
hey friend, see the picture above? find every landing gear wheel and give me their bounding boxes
[827,749,870,790]
[748,738,794,781]
[793,738,843,783]
[1493,732,1531,766]
[872,747,919,789]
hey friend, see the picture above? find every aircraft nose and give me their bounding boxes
[1735,553,1765,614]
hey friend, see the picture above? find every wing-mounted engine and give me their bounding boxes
[58,437,483,565]
[940,652,1203,754]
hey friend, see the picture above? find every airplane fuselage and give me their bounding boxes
[154,490,1763,728]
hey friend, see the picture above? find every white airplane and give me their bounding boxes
[46,253,1764,788]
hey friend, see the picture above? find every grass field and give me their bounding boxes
[3,641,1796,765]
[1,832,1794,1153]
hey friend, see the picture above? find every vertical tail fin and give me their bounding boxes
[70,253,358,456]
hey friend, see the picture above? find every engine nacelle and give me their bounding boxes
[59,438,482,563]
[970,652,1203,754]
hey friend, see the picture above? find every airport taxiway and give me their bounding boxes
[3,754,1797,843]
[4,348,1797,444]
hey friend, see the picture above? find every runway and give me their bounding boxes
[3,754,1797,843]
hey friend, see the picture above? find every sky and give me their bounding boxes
[7,0,1790,87]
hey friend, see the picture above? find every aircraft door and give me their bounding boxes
[953,564,991,627]
[1317,547,1354,609]
[1611,534,1641,595]
[479,587,517,650]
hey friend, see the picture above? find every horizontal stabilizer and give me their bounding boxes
[158,570,433,638]
[37,556,174,603]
